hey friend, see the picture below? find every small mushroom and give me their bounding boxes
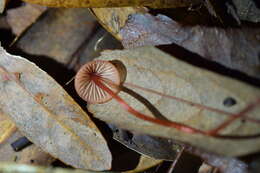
[74,60,124,104]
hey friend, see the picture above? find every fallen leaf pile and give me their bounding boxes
[0,0,259,173]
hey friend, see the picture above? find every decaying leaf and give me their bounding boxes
[120,13,260,78]
[0,113,16,144]
[0,163,114,173]
[124,156,162,173]
[17,8,97,64]
[6,3,47,37]
[111,124,248,173]
[109,125,182,160]
[89,46,260,157]
[91,7,147,40]
[0,46,112,170]
[23,0,201,8]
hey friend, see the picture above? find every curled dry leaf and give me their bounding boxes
[120,13,260,78]
[0,46,112,170]
[22,0,201,8]
[89,47,260,157]
[6,3,47,37]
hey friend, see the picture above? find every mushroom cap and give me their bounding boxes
[75,60,121,104]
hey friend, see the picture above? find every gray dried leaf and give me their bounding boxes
[120,13,260,78]
[0,46,112,170]
[109,124,182,160]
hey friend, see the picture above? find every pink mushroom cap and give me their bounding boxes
[74,60,121,104]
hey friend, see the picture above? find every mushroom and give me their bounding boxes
[74,60,125,104]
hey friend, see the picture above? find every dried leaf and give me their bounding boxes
[91,7,146,40]
[17,8,97,64]
[6,3,47,37]
[0,114,16,144]
[109,125,182,160]
[89,47,260,157]
[0,163,114,173]
[124,156,162,173]
[23,0,201,8]
[0,46,112,170]
[18,145,55,166]
[120,13,260,78]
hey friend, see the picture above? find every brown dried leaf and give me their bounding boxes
[23,0,201,8]
[89,47,260,157]
[17,8,97,64]
[0,46,112,170]
[6,3,47,37]
[120,13,260,78]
